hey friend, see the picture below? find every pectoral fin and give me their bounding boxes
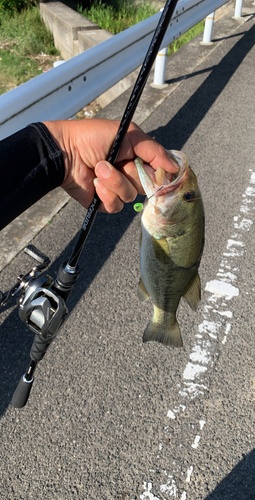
[182,273,201,311]
[137,278,150,302]
[152,236,170,265]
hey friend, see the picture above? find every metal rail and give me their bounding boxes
[0,0,230,140]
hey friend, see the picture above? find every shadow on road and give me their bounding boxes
[0,199,143,414]
[149,18,255,151]
[206,449,255,499]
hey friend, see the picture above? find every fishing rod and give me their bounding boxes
[0,0,179,408]
[67,0,179,268]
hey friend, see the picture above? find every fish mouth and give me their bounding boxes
[134,150,188,202]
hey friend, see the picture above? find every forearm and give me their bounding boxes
[0,123,65,230]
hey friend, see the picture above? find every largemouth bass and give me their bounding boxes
[134,151,204,347]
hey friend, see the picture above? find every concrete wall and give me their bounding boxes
[39,1,139,108]
[39,1,233,108]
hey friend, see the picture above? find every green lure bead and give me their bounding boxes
[133,203,143,212]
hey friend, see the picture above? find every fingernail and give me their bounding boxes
[93,177,106,193]
[96,161,111,179]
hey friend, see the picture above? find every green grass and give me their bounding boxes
[0,2,205,96]
[0,6,60,95]
[78,0,157,34]
[168,20,205,55]
[0,48,41,94]
[0,0,36,19]
[0,6,59,55]
[79,0,205,56]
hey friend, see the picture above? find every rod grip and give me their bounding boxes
[11,375,34,408]
[30,334,49,362]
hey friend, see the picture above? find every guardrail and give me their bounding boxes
[0,0,232,140]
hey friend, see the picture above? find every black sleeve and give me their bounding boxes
[0,122,65,231]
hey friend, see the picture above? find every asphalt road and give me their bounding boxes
[1,8,255,500]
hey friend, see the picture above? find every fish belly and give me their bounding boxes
[139,224,199,347]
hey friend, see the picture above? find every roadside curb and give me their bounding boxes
[0,188,70,272]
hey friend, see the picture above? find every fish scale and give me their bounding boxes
[135,151,204,347]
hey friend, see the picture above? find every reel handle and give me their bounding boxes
[24,245,50,268]
[11,376,34,409]
[11,334,49,408]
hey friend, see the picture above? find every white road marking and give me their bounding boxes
[213,310,233,318]
[191,435,201,449]
[140,170,255,499]
[186,466,193,482]
[167,410,176,419]
[205,280,239,300]
[199,420,206,430]
[160,475,178,497]
[140,483,161,500]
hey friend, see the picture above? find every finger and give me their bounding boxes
[93,178,124,213]
[116,160,146,195]
[118,123,179,173]
[95,161,138,203]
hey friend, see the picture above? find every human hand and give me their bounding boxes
[43,118,179,213]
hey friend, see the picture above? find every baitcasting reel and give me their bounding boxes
[1,245,68,337]
[0,244,79,408]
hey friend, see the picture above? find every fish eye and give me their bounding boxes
[183,190,195,202]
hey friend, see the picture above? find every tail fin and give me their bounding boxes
[143,317,183,347]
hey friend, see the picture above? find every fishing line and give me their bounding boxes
[133,186,165,211]
[148,185,164,198]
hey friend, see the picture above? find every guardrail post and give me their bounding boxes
[202,12,215,44]
[234,0,243,17]
[153,46,168,86]
[153,8,168,87]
